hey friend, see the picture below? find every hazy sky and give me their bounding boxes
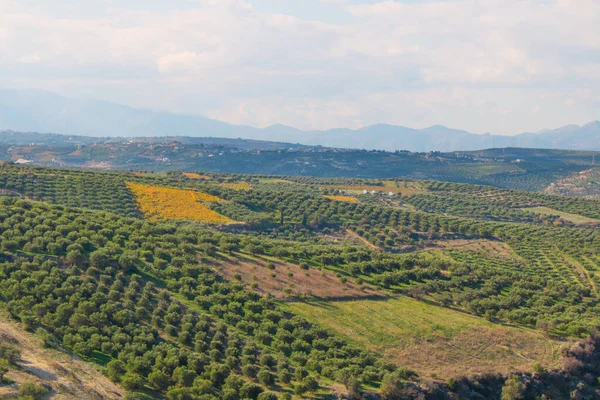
[0,0,598,134]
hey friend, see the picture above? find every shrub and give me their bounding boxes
[18,382,50,399]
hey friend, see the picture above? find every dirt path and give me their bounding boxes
[0,314,124,399]
[345,229,381,250]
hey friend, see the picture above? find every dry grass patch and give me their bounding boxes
[524,206,600,225]
[127,182,233,224]
[0,315,123,399]
[382,180,427,195]
[214,254,382,300]
[257,178,294,184]
[434,239,524,261]
[286,297,568,379]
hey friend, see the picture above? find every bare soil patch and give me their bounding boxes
[214,254,382,300]
[0,314,124,399]
[390,326,564,378]
[434,239,524,261]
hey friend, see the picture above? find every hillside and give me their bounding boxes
[1,89,600,152]
[0,312,123,399]
[0,130,309,151]
[1,163,600,398]
[2,134,599,193]
[545,169,600,199]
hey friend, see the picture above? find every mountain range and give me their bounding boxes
[0,89,598,152]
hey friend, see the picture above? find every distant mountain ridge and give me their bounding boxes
[0,89,598,152]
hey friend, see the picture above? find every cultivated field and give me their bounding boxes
[286,296,567,379]
[127,182,233,223]
[214,254,382,299]
[433,239,525,262]
[183,172,211,180]
[323,195,358,203]
[524,206,600,225]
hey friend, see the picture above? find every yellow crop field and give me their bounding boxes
[126,183,233,224]
[323,195,358,203]
[183,172,211,180]
[219,182,253,191]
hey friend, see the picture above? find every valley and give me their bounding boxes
[0,160,599,398]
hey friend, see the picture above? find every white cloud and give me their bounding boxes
[17,54,41,64]
[0,0,598,134]
[157,51,223,74]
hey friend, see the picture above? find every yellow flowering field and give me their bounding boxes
[219,182,253,191]
[126,183,233,224]
[323,195,358,203]
[183,172,211,180]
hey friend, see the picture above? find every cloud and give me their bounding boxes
[17,54,41,64]
[0,0,598,134]
[157,51,223,74]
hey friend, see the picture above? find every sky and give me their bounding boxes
[0,0,598,135]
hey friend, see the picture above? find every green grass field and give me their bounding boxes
[285,296,566,378]
[525,206,600,225]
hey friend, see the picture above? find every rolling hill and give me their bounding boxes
[1,163,600,398]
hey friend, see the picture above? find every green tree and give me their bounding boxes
[121,373,144,391]
[257,368,274,386]
[105,359,127,383]
[381,371,406,400]
[119,250,139,271]
[0,359,9,382]
[501,376,524,400]
[257,392,278,400]
[148,370,171,391]
[239,382,264,399]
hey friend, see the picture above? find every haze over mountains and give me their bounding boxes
[1,89,599,152]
